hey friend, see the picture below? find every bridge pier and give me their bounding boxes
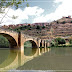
[47,42,50,47]
[18,32,25,66]
[44,40,47,52]
[47,42,50,52]
[37,39,41,55]
[18,44,24,66]
[41,40,44,53]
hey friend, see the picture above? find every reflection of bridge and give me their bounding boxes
[0,28,50,71]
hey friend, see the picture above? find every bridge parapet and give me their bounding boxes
[21,32,39,40]
[0,28,18,34]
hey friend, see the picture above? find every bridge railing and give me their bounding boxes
[0,27,18,34]
[21,32,39,40]
[0,27,41,40]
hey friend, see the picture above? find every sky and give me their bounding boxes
[0,0,72,25]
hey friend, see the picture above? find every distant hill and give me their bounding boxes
[1,16,72,39]
[51,16,72,37]
[18,16,72,39]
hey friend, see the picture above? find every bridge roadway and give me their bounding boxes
[0,28,50,71]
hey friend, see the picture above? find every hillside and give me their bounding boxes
[17,16,72,39]
[51,16,72,37]
[1,16,72,39]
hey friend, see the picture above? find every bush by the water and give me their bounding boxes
[51,38,66,47]
[69,39,72,44]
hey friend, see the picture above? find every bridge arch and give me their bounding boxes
[24,40,38,56]
[0,32,19,68]
[0,33,18,49]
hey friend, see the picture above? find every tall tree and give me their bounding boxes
[0,0,29,24]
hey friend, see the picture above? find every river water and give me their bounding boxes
[17,47,72,70]
[0,48,9,64]
[1,47,72,71]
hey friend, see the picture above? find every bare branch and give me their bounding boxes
[0,6,12,24]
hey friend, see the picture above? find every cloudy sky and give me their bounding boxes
[0,0,72,25]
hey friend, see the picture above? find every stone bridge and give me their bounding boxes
[0,28,51,71]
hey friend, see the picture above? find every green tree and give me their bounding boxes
[71,21,72,23]
[55,38,66,45]
[62,21,66,24]
[69,39,72,44]
[50,40,56,47]
[0,35,9,48]
[0,0,29,24]
[57,21,59,24]
[36,25,41,30]
[0,0,28,9]
[42,26,45,29]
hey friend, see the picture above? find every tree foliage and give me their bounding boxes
[36,25,41,30]
[51,38,66,47]
[55,38,66,45]
[0,35,9,48]
[57,21,59,24]
[42,26,45,29]
[69,39,72,44]
[62,21,66,24]
[0,0,28,9]
[71,21,72,23]
[0,0,29,24]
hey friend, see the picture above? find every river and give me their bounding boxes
[1,47,72,71]
[17,47,72,70]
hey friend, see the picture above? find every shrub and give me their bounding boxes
[69,39,72,44]
[28,28,31,30]
[71,21,72,23]
[62,21,66,24]
[57,21,59,24]
[42,26,45,29]
[36,25,41,30]
[51,38,66,47]
[50,40,56,47]
[55,38,66,45]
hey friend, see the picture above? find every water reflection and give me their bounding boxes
[24,47,37,56]
[0,48,18,68]
[0,48,9,64]
[17,47,72,70]
[1,47,72,70]
[48,48,51,52]
[49,47,72,56]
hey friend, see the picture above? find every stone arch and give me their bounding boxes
[24,40,38,56]
[0,33,18,49]
[0,33,18,68]
[29,40,38,48]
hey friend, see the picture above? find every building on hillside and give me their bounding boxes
[62,16,71,18]
[16,24,23,27]
[8,25,16,29]
[32,22,49,26]
[16,23,29,27]
[1,25,9,29]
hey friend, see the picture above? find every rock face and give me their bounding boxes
[1,16,72,39]
[52,23,72,36]
[34,16,72,38]
[51,16,72,37]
